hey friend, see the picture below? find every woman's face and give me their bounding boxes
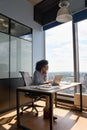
[41,64,48,73]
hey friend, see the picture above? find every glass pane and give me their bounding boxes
[0,15,9,34]
[11,20,32,39]
[10,36,32,78]
[45,21,74,95]
[0,32,9,78]
[78,19,87,93]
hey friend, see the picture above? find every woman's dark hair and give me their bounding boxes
[36,60,48,71]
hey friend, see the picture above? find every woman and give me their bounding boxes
[33,60,49,85]
[33,59,57,120]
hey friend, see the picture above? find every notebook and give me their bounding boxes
[29,84,60,90]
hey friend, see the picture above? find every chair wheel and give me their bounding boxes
[20,112,23,115]
[35,112,38,116]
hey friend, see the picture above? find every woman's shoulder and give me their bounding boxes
[34,70,41,76]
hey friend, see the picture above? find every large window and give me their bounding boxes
[0,15,33,78]
[45,21,74,94]
[10,36,32,78]
[0,15,9,78]
[78,19,87,93]
[0,33,9,78]
[0,14,33,112]
[0,14,32,113]
[10,20,32,78]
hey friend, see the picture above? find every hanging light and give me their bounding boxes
[56,0,72,23]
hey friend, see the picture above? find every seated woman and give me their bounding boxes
[33,60,49,84]
[33,59,57,120]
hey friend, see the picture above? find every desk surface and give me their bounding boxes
[17,82,81,94]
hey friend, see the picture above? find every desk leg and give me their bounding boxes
[80,84,82,112]
[50,94,53,130]
[16,90,20,127]
[55,93,57,108]
[16,90,31,130]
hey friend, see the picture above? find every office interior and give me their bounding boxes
[0,0,87,130]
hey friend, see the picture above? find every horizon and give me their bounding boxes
[48,71,87,73]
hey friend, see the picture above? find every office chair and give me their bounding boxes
[19,71,43,116]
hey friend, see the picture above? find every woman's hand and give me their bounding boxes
[43,80,53,85]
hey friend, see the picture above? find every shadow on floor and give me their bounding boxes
[0,110,87,130]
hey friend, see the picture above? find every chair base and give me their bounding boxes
[21,102,43,116]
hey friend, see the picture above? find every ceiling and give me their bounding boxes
[27,0,87,26]
[28,0,43,5]
[34,0,60,25]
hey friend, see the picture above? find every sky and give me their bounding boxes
[45,20,87,73]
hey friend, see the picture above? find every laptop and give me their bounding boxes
[43,75,63,85]
[29,75,63,91]
[52,75,63,86]
[35,75,63,90]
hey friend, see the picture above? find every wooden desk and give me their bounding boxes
[16,82,82,130]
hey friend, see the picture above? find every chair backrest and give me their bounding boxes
[19,71,32,86]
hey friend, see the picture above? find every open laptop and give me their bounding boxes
[52,75,63,86]
[35,75,63,90]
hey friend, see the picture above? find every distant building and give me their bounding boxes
[82,74,87,92]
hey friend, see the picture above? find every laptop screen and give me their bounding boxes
[53,75,63,85]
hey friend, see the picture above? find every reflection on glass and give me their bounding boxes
[11,20,32,39]
[0,15,9,33]
[10,36,32,78]
[0,33,9,78]
[20,34,32,41]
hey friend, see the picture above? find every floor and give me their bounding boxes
[0,101,87,130]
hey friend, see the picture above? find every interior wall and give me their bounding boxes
[0,0,45,72]
[33,29,45,72]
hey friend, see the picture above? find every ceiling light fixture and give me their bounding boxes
[56,0,72,23]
